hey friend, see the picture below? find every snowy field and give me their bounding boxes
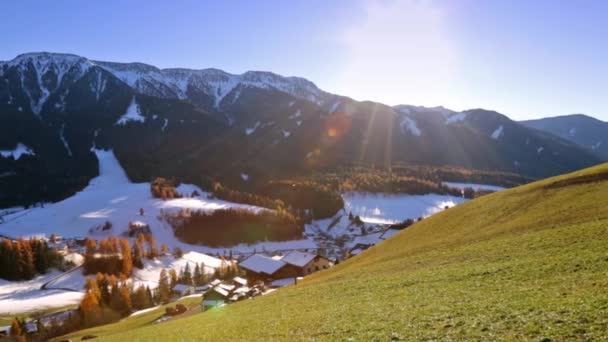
[343,192,467,224]
[0,149,313,254]
[443,182,505,192]
[0,271,83,315]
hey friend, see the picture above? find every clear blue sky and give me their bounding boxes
[2,0,607,121]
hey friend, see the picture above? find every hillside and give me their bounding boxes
[59,162,608,341]
[521,114,608,160]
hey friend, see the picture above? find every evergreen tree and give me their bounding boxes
[96,273,111,306]
[193,263,202,286]
[169,269,178,289]
[10,318,23,337]
[80,291,102,327]
[119,238,133,276]
[182,262,192,285]
[118,283,132,315]
[157,269,171,304]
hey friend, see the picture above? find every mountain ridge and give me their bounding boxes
[0,52,603,208]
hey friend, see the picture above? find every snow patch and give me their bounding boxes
[445,112,467,124]
[343,192,466,224]
[330,100,341,113]
[245,122,260,135]
[60,124,72,157]
[491,125,504,139]
[537,146,544,154]
[443,182,505,192]
[241,173,249,181]
[400,117,421,136]
[0,143,35,160]
[116,97,145,125]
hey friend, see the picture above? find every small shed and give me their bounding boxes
[173,284,195,297]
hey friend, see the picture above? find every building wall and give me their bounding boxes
[301,256,332,276]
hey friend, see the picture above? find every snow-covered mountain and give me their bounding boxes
[95,61,335,110]
[0,52,603,208]
[521,114,608,160]
[0,52,336,120]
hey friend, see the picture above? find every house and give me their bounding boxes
[172,284,195,297]
[202,286,231,310]
[194,285,210,293]
[238,254,300,281]
[280,251,332,276]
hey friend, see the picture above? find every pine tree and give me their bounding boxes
[119,283,132,315]
[80,291,102,327]
[10,318,23,337]
[158,269,170,304]
[97,273,111,306]
[193,263,202,286]
[146,235,158,259]
[146,286,154,306]
[119,239,132,276]
[160,243,168,255]
[182,262,192,285]
[84,277,101,303]
[169,269,178,289]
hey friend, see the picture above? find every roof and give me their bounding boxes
[233,276,248,286]
[173,284,192,292]
[233,286,250,294]
[217,283,236,292]
[270,277,297,288]
[281,251,323,268]
[239,254,286,275]
[209,286,230,297]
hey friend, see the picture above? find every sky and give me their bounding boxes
[1,0,607,121]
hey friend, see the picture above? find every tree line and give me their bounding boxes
[170,208,303,247]
[0,237,61,281]
[83,234,166,276]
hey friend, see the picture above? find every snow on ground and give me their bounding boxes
[0,270,83,315]
[129,305,161,317]
[343,192,466,224]
[245,122,260,135]
[133,252,225,289]
[0,143,35,160]
[491,125,504,139]
[400,117,421,136]
[445,112,467,124]
[116,97,145,125]
[44,267,87,291]
[442,182,505,192]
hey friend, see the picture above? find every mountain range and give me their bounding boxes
[0,52,603,207]
[521,114,608,160]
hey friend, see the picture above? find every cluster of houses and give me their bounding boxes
[346,225,404,256]
[172,250,335,310]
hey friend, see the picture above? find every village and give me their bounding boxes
[0,220,411,337]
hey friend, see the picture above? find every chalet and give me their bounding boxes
[281,251,332,276]
[173,284,195,297]
[202,286,231,310]
[238,254,300,281]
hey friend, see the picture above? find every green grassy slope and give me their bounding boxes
[71,163,608,341]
